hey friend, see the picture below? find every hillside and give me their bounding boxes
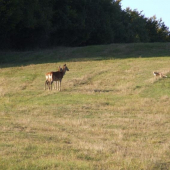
[0,43,170,169]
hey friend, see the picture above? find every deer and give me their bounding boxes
[153,71,167,78]
[53,66,63,90]
[45,64,69,91]
[45,66,62,90]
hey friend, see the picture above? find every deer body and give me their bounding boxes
[45,66,61,90]
[45,64,69,91]
[153,71,167,78]
[53,66,63,90]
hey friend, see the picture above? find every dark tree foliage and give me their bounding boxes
[0,0,53,49]
[146,16,170,42]
[0,0,169,49]
[121,8,149,43]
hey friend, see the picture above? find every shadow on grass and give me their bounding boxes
[1,43,170,68]
[151,161,170,170]
[93,89,115,93]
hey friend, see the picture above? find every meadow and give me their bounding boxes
[0,43,170,170]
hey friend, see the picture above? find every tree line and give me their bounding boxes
[0,0,170,49]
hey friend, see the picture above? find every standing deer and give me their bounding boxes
[53,66,63,90]
[45,64,69,91]
[45,66,61,90]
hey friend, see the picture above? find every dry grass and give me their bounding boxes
[0,43,170,169]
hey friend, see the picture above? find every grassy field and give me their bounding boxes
[0,43,170,170]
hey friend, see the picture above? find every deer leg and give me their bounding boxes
[45,81,47,90]
[56,81,58,91]
[57,81,59,91]
[59,80,61,91]
[54,81,56,90]
[48,81,51,90]
[50,81,52,90]
[45,80,48,90]
[51,81,53,90]
[55,81,56,89]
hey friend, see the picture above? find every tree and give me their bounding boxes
[146,16,170,42]
[0,0,22,48]
[122,8,149,43]
[0,0,169,49]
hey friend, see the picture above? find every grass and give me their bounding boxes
[0,43,170,169]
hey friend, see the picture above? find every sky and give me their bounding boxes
[121,0,170,30]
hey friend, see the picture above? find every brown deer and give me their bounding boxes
[45,66,62,90]
[53,66,63,90]
[45,64,69,91]
[153,71,167,78]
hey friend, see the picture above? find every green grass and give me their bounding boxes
[0,43,170,169]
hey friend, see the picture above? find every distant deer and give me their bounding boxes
[153,71,167,78]
[53,66,63,90]
[45,64,69,91]
[45,66,62,90]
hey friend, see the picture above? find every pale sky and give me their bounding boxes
[121,0,170,30]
